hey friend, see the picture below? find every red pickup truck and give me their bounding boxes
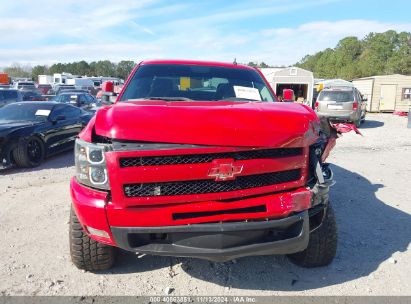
[70,60,339,271]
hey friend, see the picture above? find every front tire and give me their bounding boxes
[288,205,337,267]
[69,208,115,271]
[13,136,45,168]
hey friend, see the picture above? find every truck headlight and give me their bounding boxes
[75,139,110,190]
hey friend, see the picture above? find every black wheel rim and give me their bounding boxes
[27,139,42,163]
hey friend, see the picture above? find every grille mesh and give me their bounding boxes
[124,169,301,197]
[120,148,302,167]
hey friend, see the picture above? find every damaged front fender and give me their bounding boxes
[308,118,362,192]
[320,118,362,162]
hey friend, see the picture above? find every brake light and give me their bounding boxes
[352,101,358,110]
[314,101,319,110]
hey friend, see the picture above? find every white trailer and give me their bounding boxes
[38,75,53,85]
[66,78,94,87]
[53,73,75,85]
[88,76,123,87]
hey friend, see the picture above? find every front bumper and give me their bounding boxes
[111,211,309,262]
[71,178,311,261]
[316,112,357,122]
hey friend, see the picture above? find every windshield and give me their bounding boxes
[58,85,75,90]
[20,85,36,89]
[120,64,275,102]
[0,103,53,121]
[17,82,34,88]
[318,90,354,102]
[56,94,78,104]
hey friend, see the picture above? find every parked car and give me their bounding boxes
[54,92,98,111]
[0,102,93,168]
[68,59,353,271]
[21,89,46,101]
[314,87,366,127]
[37,84,52,95]
[50,84,76,95]
[58,89,89,95]
[76,86,96,95]
[19,85,37,91]
[0,89,23,107]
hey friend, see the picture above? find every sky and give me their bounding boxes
[0,0,410,67]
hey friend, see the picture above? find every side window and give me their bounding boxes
[51,105,81,120]
[50,105,65,119]
[402,88,411,100]
[85,95,94,103]
[79,95,88,105]
[63,105,82,119]
[58,95,71,103]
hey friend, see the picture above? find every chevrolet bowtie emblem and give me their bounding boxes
[208,159,243,181]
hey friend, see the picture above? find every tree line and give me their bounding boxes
[247,62,275,68]
[2,60,136,81]
[295,30,411,80]
[2,30,410,82]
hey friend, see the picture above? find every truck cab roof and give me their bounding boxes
[140,59,255,70]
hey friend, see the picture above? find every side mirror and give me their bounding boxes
[52,115,65,123]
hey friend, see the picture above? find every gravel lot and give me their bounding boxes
[1,113,410,296]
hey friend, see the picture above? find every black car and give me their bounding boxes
[21,89,46,101]
[0,89,23,107]
[51,85,76,95]
[59,89,89,94]
[0,102,93,168]
[54,92,98,111]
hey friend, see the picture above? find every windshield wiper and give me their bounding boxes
[130,97,193,102]
[216,97,260,102]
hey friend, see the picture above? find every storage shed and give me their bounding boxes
[260,67,314,106]
[352,74,411,112]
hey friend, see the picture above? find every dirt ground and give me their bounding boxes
[0,113,410,296]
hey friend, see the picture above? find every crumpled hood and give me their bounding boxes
[94,101,320,147]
